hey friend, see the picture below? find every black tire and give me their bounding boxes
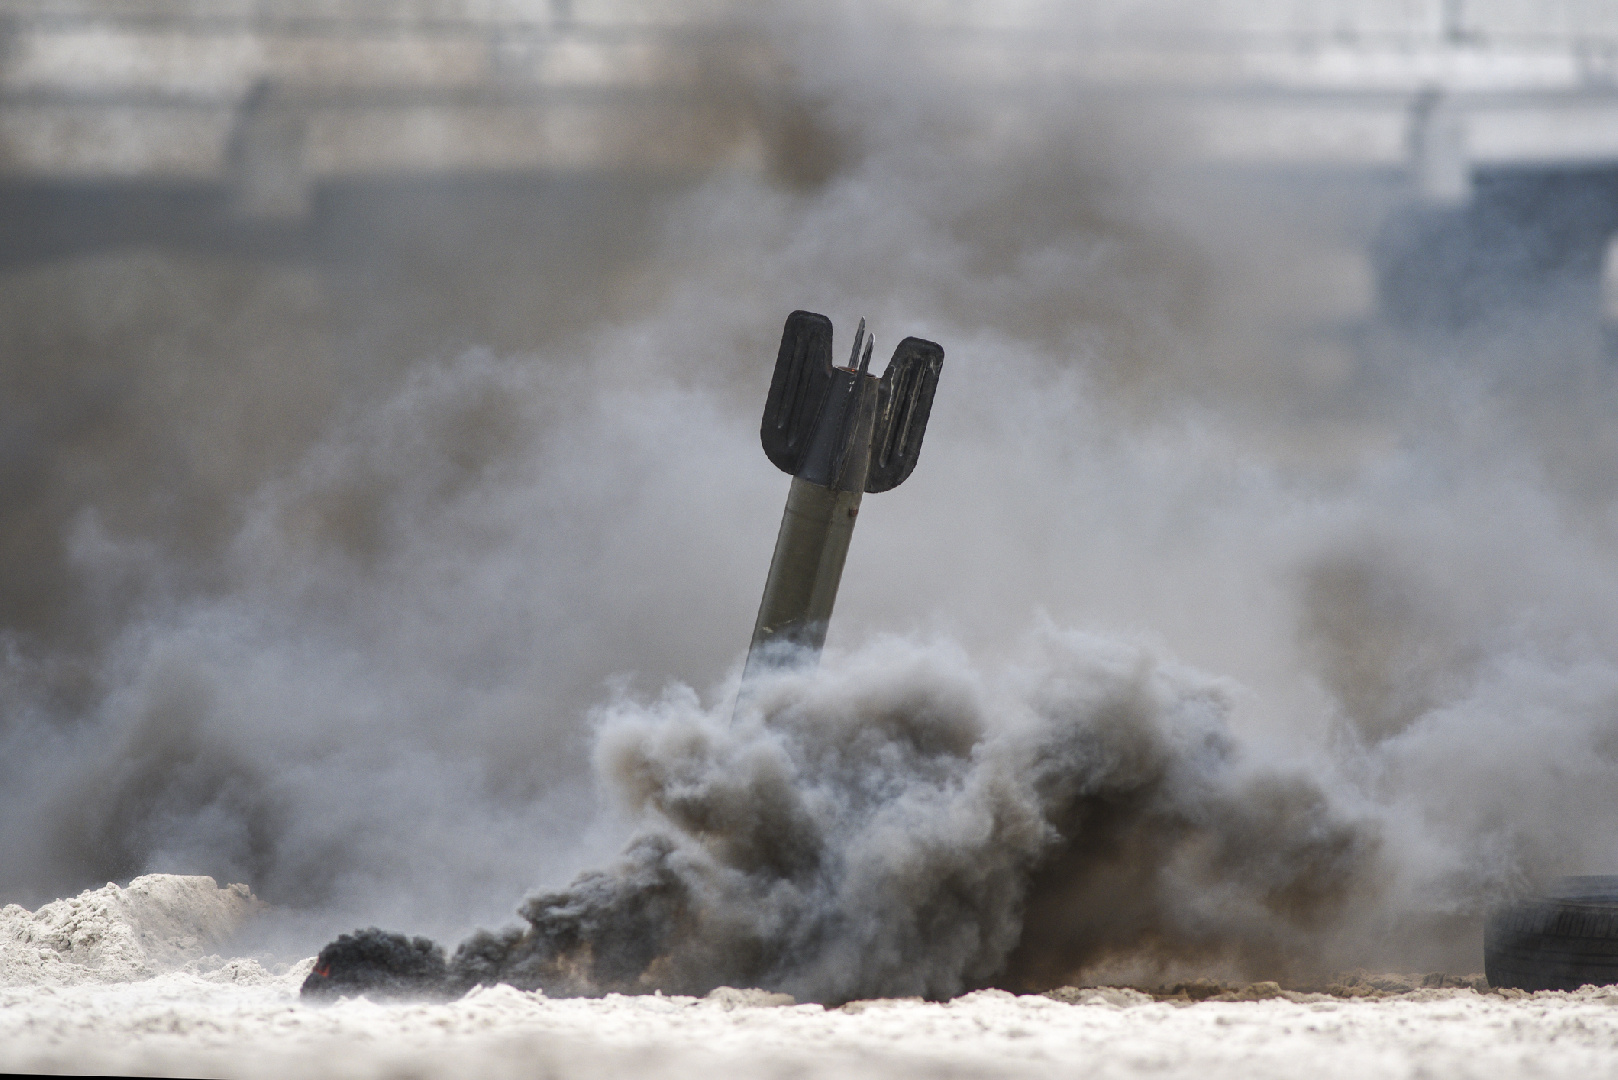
[1485,876,1618,991]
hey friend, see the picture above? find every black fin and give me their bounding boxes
[761,310,835,475]
[865,336,944,493]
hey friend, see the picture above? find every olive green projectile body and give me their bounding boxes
[741,310,944,681]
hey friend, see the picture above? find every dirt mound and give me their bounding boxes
[1,874,262,985]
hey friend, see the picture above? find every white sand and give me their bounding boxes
[8,977,1618,1080]
[1,874,263,985]
[5,875,1618,1079]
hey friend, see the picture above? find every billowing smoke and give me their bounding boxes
[313,631,1375,1003]
[6,0,1618,991]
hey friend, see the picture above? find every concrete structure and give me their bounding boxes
[3,2,1618,188]
[0,1,766,203]
[5,2,1618,326]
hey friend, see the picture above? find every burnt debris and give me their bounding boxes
[300,927,451,1000]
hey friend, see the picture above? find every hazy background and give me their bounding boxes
[6,0,1618,980]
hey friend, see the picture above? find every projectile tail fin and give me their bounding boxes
[761,310,835,475]
[865,336,944,493]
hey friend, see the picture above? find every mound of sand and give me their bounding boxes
[0,874,263,985]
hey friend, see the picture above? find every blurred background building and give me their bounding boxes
[3,1,1618,327]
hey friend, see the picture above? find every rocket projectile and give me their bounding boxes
[741,310,944,680]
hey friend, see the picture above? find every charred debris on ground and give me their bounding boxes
[299,932,1496,1006]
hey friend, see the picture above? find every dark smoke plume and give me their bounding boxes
[320,633,1375,1004]
[301,928,449,1001]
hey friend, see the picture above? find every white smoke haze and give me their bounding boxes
[6,0,1618,995]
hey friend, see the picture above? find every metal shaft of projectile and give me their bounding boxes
[739,308,943,699]
[741,323,877,682]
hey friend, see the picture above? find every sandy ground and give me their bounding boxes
[7,976,1618,1079]
[6,876,1618,1079]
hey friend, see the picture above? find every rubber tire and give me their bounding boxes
[1485,876,1618,991]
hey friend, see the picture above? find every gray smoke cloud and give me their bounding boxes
[448,631,1374,1003]
[5,0,1618,990]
